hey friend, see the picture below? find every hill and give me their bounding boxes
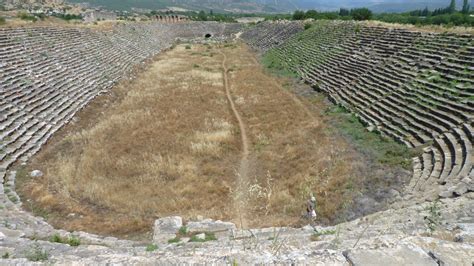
[66,0,471,13]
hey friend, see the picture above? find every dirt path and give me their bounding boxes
[219,50,251,228]
[19,43,366,237]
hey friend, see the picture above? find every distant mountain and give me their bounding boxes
[66,0,472,13]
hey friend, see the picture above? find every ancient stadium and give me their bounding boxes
[0,5,473,266]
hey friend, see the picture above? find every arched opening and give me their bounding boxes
[204,33,212,38]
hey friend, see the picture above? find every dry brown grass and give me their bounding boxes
[19,43,366,238]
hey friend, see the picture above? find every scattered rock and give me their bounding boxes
[453,183,468,196]
[153,216,182,243]
[439,190,453,199]
[30,170,43,178]
[195,233,206,241]
[343,244,437,265]
[187,219,236,235]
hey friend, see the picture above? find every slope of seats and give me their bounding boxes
[240,21,304,53]
[243,21,473,200]
[0,22,241,186]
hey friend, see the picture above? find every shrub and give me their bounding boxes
[18,12,37,22]
[190,232,217,242]
[178,226,188,235]
[0,17,5,25]
[68,236,81,246]
[185,45,191,50]
[304,23,312,30]
[25,243,49,262]
[424,200,441,234]
[145,244,158,251]
[292,10,305,20]
[50,234,80,246]
[50,234,62,243]
[1,252,9,259]
[167,237,181,243]
[351,8,373,21]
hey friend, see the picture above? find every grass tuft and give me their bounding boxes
[145,244,158,251]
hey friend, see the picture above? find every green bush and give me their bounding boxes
[0,17,6,25]
[292,10,305,20]
[50,234,80,246]
[167,237,181,243]
[178,226,188,235]
[50,234,62,243]
[145,244,158,251]
[190,232,217,242]
[25,243,49,262]
[53,14,83,21]
[304,23,312,30]
[68,236,81,246]
[18,12,37,22]
[351,8,373,21]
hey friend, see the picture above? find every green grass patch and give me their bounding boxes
[310,229,336,241]
[261,51,297,78]
[17,12,37,22]
[25,243,49,262]
[325,105,418,169]
[145,244,158,252]
[49,234,81,246]
[167,237,181,243]
[178,226,188,235]
[189,232,217,242]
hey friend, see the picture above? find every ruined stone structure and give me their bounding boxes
[242,20,474,203]
[0,20,472,264]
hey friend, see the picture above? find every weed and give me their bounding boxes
[178,226,188,235]
[17,12,37,22]
[1,252,9,259]
[304,23,312,30]
[68,236,81,246]
[261,51,298,78]
[167,237,181,243]
[190,232,217,242]
[185,45,191,50]
[49,234,80,246]
[7,195,18,204]
[424,200,441,235]
[325,105,416,169]
[193,64,200,68]
[25,243,49,262]
[50,234,62,243]
[145,244,158,252]
[0,17,5,25]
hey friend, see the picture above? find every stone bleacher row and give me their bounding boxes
[240,21,304,53]
[242,20,473,201]
[0,22,241,189]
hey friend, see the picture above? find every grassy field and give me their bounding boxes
[17,42,407,238]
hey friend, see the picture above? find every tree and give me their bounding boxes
[449,0,456,13]
[305,10,318,19]
[422,6,430,16]
[292,10,305,20]
[462,0,470,14]
[339,8,350,16]
[351,8,373,21]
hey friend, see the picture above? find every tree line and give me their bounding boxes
[285,0,472,26]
